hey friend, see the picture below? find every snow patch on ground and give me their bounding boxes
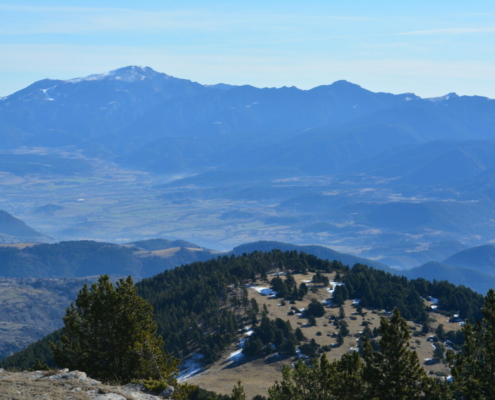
[248,285,277,296]
[327,281,344,295]
[178,353,204,382]
[325,281,345,305]
[227,337,249,362]
[430,297,439,309]
[296,347,309,359]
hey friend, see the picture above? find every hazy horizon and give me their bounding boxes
[1,1,494,98]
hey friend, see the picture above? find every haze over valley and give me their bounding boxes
[2,2,495,398]
[1,66,495,270]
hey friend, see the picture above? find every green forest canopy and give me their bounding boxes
[1,250,485,371]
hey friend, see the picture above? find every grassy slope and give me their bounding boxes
[186,271,459,398]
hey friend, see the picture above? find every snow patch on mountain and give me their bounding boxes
[68,66,164,84]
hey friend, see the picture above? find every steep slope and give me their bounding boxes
[0,211,50,243]
[0,277,97,359]
[444,244,495,275]
[0,66,215,152]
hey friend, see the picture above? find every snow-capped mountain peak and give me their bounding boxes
[426,92,459,102]
[68,66,164,84]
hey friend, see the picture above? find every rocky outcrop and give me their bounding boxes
[0,368,174,399]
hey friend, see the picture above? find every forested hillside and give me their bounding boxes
[0,239,216,278]
[2,250,484,375]
[230,241,393,272]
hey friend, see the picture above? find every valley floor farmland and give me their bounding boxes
[1,147,491,268]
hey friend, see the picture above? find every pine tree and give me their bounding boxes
[433,343,445,361]
[268,356,332,400]
[268,353,364,400]
[32,358,49,371]
[362,308,431,400]
[295,327,305,342]
[52,275,179,384]
[331,351,364,400]
[231,380,247,400]
[450,289,495,399]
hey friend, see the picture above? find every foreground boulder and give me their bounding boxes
[0,368,174,399]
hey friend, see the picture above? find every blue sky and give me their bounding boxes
[1,1,494,97]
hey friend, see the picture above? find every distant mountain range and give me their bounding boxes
[0,238,217,279]
[2,66,495,269]
[0,210,51,243]
[1,66,494,173]
[444,244,495,275]
[2,233,495,295]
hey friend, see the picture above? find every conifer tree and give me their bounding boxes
[331,351,364,400]
[231,380,247,400]
[449,289,495,399]
[362,308,431,400]
[52,275,179,384]
[268,353,364,400]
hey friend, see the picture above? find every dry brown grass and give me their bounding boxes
[0,243,38,249]
[187,272,459,398]
[0,371,137,400]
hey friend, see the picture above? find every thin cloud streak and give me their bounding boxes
[398,27,495,36]
[0,5,368,36]
[0,5,97,12]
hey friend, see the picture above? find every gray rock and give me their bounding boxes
[93,394,127,400]
[44,370,101,385]
[27,371,45,379]
[86,378,102,385]
[159,386,174,397]
[127,393,164,400]
[47,370,87,381]
[122,382,147,392]
[86,389,99,397]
